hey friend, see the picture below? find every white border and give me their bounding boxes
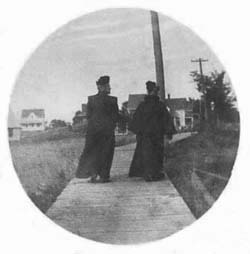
[0,0,250,253]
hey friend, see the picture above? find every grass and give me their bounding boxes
[164,125,240,218]
[11,121,239,218]
[20,126,85,144]
[9,133,136,213]
[10,137,84,212]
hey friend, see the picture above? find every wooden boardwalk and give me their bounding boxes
[47,135,195,244]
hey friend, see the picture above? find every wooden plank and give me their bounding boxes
[47,142,195,244]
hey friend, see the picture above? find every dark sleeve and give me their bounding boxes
[163,106,177,135]
[86,97,92,120]
[111,97,120,123]
[128,103,143,134]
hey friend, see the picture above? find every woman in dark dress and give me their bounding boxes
[128,81,176,181]
[75,76,120,183]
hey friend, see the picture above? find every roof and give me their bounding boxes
[165,98,193,111]
[8,108,20,128]
[127,94,146,110]
[21,109,45,118]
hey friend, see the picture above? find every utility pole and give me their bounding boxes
[150,10,166,101]
[191,58,208,120]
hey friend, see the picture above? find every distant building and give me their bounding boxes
[81,103,87,119]
[8,109,21,141]
[20,109,46,131]
[165,94,194,131]
[72,104,87,126]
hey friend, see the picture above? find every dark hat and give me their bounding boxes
[146,81,160,91]
[96,75,110,86]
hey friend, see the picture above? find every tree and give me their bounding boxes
[188,97,203,115]
[50,119,67,128]
[190,70,238,123]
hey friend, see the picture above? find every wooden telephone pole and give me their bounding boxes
[191,58,208,120]
[150,11,166,101]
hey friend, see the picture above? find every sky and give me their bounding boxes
[10,8,226,122]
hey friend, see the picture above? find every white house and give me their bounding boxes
[165,95,194,131]
[20,109,46,131]
[8,109,21,141]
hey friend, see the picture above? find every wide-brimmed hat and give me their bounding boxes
[96,75,110,86]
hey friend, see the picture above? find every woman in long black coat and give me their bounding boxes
[128,81,176,181]
[75,76,120,183]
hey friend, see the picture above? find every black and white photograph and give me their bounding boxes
[7,7,240,245]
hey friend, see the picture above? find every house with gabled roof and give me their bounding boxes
[20,109,46,131]
[165,94,194,130]
[72,103,88,126]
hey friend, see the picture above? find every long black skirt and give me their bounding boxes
[129,134,164,178]
[76,131,115,179]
